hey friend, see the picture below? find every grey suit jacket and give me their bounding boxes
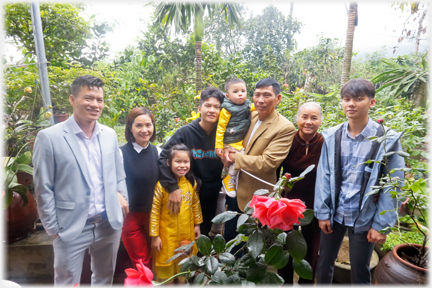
[33,118,128,242]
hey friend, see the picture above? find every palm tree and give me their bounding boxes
[154,2,241,95]
[341,2,358,86]
[372,53,428,108]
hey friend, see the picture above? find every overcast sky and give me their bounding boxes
[3,1,428,62]
[79,1,426,60]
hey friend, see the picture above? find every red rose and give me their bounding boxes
[249,195,306,231]
[125,259,153,286]
[376,119,384,124]
[284,173,291,181]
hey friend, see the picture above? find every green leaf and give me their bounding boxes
[226,274,241,284]
[237,214,249,229]
[239,253,256,267]
[190,255,204,267]
[193,272,207,285]
[365,189,381,197]
[213,234,226,253]
[212,211,238,224]
[3,190,13,209]
[286,230,307,262]
[293,259,313,280]
[204,256,219,275]
[244,200,253,215]
[383,151,396,157]
[271,250,290,269]
[246,263,266,283]
[196,235,212,256]
[295,209,314,226]
[16,164,33,175]
[174,241,194,253]
[8,184,28,207]
[247,230,264,258]
[219,252,236,265]
[277,232,287,245]
[15,119,32,125]
[264,244,283,264]
[165,252,184,264]
[15,151,32,165]
[262,271,284,285]
[178,257,190,265]
[396,151,410,157]
[212,271,228,284]
[238,223,256,234]
[179,258,198,273]
[254,189,269,196]
[299,164,315,178]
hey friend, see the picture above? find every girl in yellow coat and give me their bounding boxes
[150,144,203,283]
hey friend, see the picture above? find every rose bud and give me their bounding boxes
[284,173,291,180]
[376,119,384,124]
[24,87,32,93]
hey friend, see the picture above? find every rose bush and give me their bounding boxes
[162,165,316,285]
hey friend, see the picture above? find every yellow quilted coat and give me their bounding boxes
[150,177,203,268]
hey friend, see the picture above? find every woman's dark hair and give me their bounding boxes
[167,143,196,186]
[125,107,156,143]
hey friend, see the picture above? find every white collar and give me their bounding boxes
[132,142,149,153]
[70,114,101,139]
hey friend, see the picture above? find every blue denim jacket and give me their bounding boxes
[314,122,405,233]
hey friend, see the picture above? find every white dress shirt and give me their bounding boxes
[246,120,263,149]
[69,115,105,218]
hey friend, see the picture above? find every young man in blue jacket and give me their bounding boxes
[314,79,405,284]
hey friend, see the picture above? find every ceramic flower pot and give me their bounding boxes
[53,113,68,124]
[372,243,427,284]
[15,171,33,187]
[5,190,38,243]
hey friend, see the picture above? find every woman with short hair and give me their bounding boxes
[120,107,160,269]
[278,102,324,284]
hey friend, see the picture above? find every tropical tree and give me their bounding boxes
[240,5,301,68]
[341,2,358,85]
[372,52,428,108]
[4,3,91,67]
[153,2,241,95]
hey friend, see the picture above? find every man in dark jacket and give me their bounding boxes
[158,87,225,236]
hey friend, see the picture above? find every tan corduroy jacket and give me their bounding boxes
[234,110,296,211]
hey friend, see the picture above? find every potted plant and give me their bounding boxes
[364,119,428,284]
[3,103,52,242]
[375,230,427,260]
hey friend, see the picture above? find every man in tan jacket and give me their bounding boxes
[222,78,296,241]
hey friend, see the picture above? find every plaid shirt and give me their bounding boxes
[334,118,380,227]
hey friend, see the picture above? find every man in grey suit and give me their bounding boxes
[33,75,129,285]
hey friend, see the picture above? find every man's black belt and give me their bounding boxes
[86,211,107,225]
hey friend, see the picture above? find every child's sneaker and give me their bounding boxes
[222,174,237,198]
